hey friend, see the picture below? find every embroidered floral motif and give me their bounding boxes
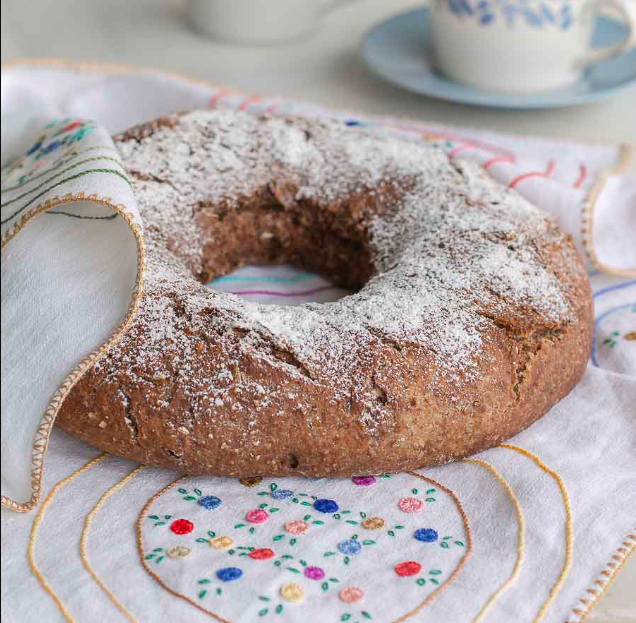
[351,476,376,486]
[170,519,194,535]
[140,473,471,621]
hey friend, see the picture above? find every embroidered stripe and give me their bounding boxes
[1,156,125,208]
[1,169,131,225]
[27,454,107,623]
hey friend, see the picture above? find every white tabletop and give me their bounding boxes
[1,0,634,621]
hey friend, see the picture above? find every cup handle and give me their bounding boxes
[576,0,636,67]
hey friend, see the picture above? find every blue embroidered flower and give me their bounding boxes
[198,495,222,510]
[314,499,339,513]
[338,539,362,555]
[216,567,243,582]
[271,489,294,500]
[414,528,439,543]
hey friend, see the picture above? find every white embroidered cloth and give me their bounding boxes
[1,61,635,623]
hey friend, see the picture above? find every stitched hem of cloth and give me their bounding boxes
[569,530,636,623]
[0,193,146,512]
[2,58,634,276]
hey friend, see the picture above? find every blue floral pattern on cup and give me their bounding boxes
[437,0,574,29]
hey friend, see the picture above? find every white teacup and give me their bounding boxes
[189,0,358,45]
[429,0,636,93]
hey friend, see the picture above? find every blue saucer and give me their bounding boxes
[361,7,636,109]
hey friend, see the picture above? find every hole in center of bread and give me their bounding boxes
[200,199,372,305]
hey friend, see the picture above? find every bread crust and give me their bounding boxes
[55,110,593,477]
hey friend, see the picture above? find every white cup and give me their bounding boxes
[189,0,358,45]
[429,0,636,93]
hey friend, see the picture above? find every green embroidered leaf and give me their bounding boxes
[299,560,307,566]
[216,588,223,596]
[259,608,269,616]
[153,547,164,552]
[395,525,404,530]
[249,527,256,534]
[442,536,452,540]
[329,577,339,583]
[271,483,278,491]
[287,567,300,573]
[360,512,367,518]
[184,496,196,501]
[313,520,324,525]
[342,510,351,514]
[440,541,450,549]
[416,578,426,586]
[454,541,465,547]
[178,488,187,494]
[196,538,209,543]
[198,579,212,584]
[425,497,436,502]
[164,515,171,520]
[324,552,336,557]
[154,522,166,527]
[388,530,395,537]
[198,590,208,599]
[194,488,202,496]
[228,549,236,555]
[270,508,280,513]
[145,554,155,560]
[282,555,293,559]
[301,501,311,506]
[411,488,418,494]
[333,514,341,519]
[273,535,284,541]
[259,596,271,602]
[362,540,375,545]
[155,556,164,563]
[235,523,246,528]
[148,515,160,520]
[321,582,329,591]
[275,604,283,614]
[362,612,372,620]
[426,488,436,494]
[430,578,440,585]
[344,556,350,565]
[341,615,351,622]
[274,561,282,567]
[346,520,358,525]
[429,570,442,575]
[310,495,317,500]
[290,538,297,546]
[292,498,299,503]
[258,492,268,496]
[304,515,311,521]
[207,531,216,538]
[259,503,268,509]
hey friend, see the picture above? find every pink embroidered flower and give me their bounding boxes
[395,561,422,577]
[284,520,309,535]
[398,497,424,513]
[170,518,194,535]
[304,566,325,580]
[339,587,364,603]
[352,476,376,486]
[245,508,269,524]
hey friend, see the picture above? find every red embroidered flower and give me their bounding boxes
[170,518,194,535]
[398,497,424,513]
[249,548,275,560]
[395,561,422,577]
[245,508,269,524]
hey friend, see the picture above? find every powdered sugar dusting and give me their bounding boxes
[101,109,576,434]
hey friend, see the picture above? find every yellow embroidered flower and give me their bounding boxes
[210,535,234,550]
[362,516,385,530]
[280,582,305,603]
